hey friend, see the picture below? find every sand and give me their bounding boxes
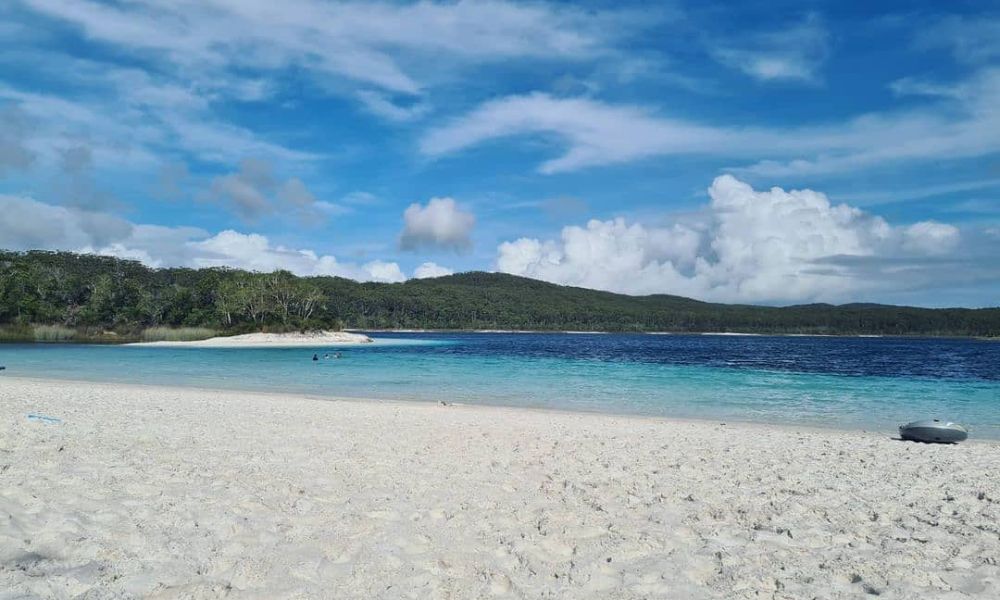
[1,378,998,599]
[130,330,373,348]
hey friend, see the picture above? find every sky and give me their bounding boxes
[1,0,999,307]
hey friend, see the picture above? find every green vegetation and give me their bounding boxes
[139,327,217,342]
[2,250,999,340]
[31,324,77,342]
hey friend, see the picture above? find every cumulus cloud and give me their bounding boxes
[711,15,829,83]
[413,262,454,279]
[400,197,475,252]
[901,221,960,255]
[189,230,405,282]
[0,194,404,283]
[495,175,986,303]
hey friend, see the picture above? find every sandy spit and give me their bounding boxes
[129,330,373,348]
[1,377,998,599]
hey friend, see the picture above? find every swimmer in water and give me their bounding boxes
[312,353,319,361]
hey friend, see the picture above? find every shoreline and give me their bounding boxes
[5,375,999,444]
[128,330,373,348]
[3,377,998,598]
[1,331,994,345]
[349,328,995,340]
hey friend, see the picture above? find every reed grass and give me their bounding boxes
[140,327,217,342]
[32,325,77,342]
[0,326,33,342]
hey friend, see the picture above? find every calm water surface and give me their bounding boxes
[1,333,998,438]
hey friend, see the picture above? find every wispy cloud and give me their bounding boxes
[915,15,1000,64]
[0,61,314,172]
[423,68,1000,177]
[356,91,429,123]
[710,15,830,84]
[20,0,622,103]
[421,93,735,173]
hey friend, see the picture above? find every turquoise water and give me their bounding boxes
[1,333,998,438]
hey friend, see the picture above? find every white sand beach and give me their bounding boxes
[1,377,998,599]
[131,330,373,348]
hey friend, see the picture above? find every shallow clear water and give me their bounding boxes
[1,333,998,438]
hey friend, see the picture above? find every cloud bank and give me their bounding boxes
[496,176,983,304]
[0,194,406,282]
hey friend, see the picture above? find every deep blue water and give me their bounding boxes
[1,333,998,438]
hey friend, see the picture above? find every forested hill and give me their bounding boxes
[2,250,999,340]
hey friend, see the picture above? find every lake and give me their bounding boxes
[1,332,998,438]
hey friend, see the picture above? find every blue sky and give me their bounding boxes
[1,0,998,306]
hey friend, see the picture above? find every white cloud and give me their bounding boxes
[423,68,1000,177]
[400,197,475,252]
[902,221,960,255]
[421,93,734,174]
[364,260,407,283]
[0,195,404,283]
[495,175,984,303]
[356,91,429,122]
[711,16,830,83]
[916,16,1000,64]
[0,67,312,172]
[889,77,962,99]
[413,262,454,279]
[189,231,405,282]
[20,0,616,104]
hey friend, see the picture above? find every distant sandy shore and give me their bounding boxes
[2,377,998,598]
[130,330,373,348]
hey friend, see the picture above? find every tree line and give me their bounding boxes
[1,250,999,339]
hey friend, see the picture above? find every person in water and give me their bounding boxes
[335,352,343,359]
[312,353,319,361]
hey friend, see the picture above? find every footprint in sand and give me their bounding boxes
[489,573,512,595]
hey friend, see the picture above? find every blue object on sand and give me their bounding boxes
[27,414,62,425]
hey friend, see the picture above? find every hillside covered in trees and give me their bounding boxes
[1,250,999,341]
